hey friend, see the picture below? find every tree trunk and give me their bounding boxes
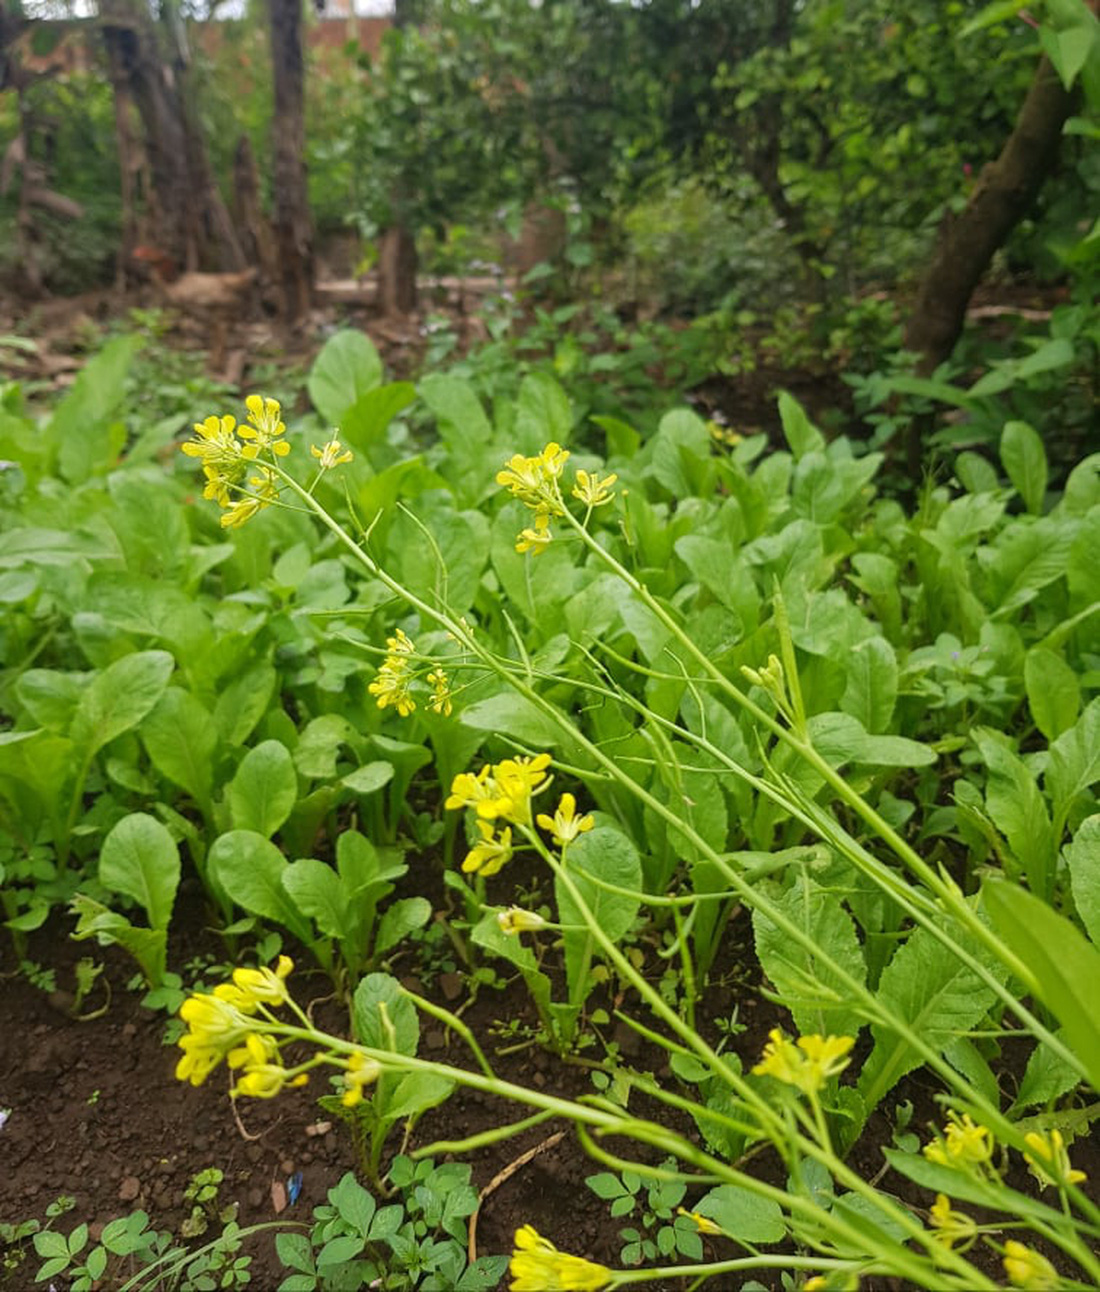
[378,0,418,315]
[233,133,278,285]
[268,0,313,322]
[99,0,243,272]
[902,55,1075,470]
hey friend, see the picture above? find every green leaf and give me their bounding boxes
[753,874,866,1037]
[317,1234,366,1267]
[840,637,897,734]
[1024,647,1081,741]
[227,740,298,837]
[1067,816,1100,945]
[379,1070,454,1123]
[555,827,642,1005]
[214,662,277,746]
[281,858,350,941]
[1012,1032,1083,1112]
[777,391,824,460]
[1046,700,1100,827]
[342,761,395,795]
[376,897,432,955]
[984,879,1100,1094]
[99,813,180,932]
[70,895,168,986]
[50,334,140,483]
[308,331,383,424]
[858,925,1002,1111]
[460,692,567,749]
[693,1185,786,1242]
[514,372,573,451]
[329,1173,376,1239]
[1000,421,1048,515]
[142,688,218,806]
[340,382,416,454]
[69,651,174,759]
[293,714,357,781]
[33,1230,69,1259]
[207,830,313,944]
[419,373,493,445]
[353,972,419,1054]
[972,728,1055,896]
[15,669,87,732]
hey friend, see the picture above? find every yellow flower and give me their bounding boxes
[515,511,554,555]
[462,821,513,878]
[803,1277,859,1292]
[427,668,453,716]
[368,629,418,717]
[181,414,245,471]
[752,1029,854,1096]
[676,1207,723,1236]
[214,956,294,1011]
[175,993,253,1085]
[310,438,354,470]
[219,469,280,529]
[341,1052,382,1107]
[1003,1240,1058,1290]
[446,766,509,817]
[509,1224,612,1291]
[497,443,570,515]
[928,1193,978,1250]
[536,792,595,848]
[1023,1127,1087,1189]
[497,906,548,935]
[492,753,553,826]
[923,1112,994,1171]
[226,1032,307,1099]
[240,394,290,458]
[572,468,617,509]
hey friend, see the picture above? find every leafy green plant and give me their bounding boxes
[586,1160,702,1266]
[275,1161,506,1291]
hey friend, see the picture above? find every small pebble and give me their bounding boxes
[118,1175,141,1202]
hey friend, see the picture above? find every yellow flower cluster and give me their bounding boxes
[367,628,453,719]
[1003,1240,1059,1290]
[496,442,617,554]
[180,395,291,528]
[175,956,382,1109]
[922,1111,995,1174]
[509,1225,612,1291]
[752,1029,854,1097]
[1022,1127,1087,1190]
[446,758,598,880]
[928,1193,978,1251]
[176,956,308,1098]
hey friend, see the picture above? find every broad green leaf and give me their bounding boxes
[282,858,350,940]
[329,1173,376,1239]
[207,830,313,944]
[972,728,1055,897]
[1024,647,1080,741]
[99,812,180,932]
[693,1185,786,1243]
[142,688,218,806]
[227,740,298,837]
[419,373,493,444]
[753,874,866,1037]
[50,334,140,483]
[650,408,713,497]
[376,897,432,955]
[811,711,935,768]
[840,637,897,734]
[514,371,573,451]
[308,330,383,424]
[70,894,167,986]
[460,692,566,749]
[555,826,642,1004]
[294,714,357,781]
[1000,421,1048,515]
[1046,700,1100,827]
[15,669,88,733]
[1011,1032,1083,1113]
[340,382,416,454]
[353,971,419,1054]
[380,1071,454,1124]
[984,878,1100,1094]
[1067,816,1100,945]
[858,924,1002,1111]
[342,761,395,796]
[214,663,277,746]
[69,650,174,759]
[777,390,824,460]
